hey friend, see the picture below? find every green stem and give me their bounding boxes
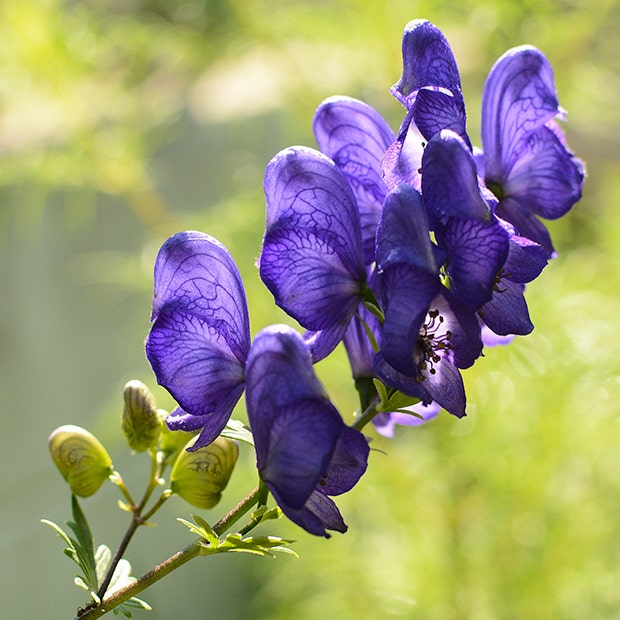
[78,485,262,619]
[76,539,204,620]
[352,396,380,431]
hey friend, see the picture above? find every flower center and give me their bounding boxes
[414,309,452,382]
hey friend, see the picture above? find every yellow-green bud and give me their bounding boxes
[48,425,114,497]
[121,380,162,452]
[170,436,239,509]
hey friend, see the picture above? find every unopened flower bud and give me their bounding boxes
[170,436,238,509]
[48,425,114,497]
[121,380,162,451]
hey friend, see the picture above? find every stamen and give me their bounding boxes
[414,308,453,381]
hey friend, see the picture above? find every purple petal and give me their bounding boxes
[150,231,250,363]
[421,130,490,223]
[271,486,347,538]
[481,45,563,185]
[479,279,533,335]
[261,147,366,337]
[502,124,585,219]
[320,426,369,496]
[496,197,555,255]
[391,19,463,109]
[313,96,395,263]
[375,185,440,376]
[342,304,382,379]
[413,87,469,146]
[435,216,509,310]
[502,231,548,283]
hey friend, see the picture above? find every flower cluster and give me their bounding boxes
[145,20,583,536]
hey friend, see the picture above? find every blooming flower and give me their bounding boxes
[145,231,250,450]
[245,325,369,537]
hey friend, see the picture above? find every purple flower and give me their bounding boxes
[245,325,369,537]
[372,183,482,418]
[145,231,250,450]
[259,146,367,361]
[481,46,585,253]
[373,401,441,439]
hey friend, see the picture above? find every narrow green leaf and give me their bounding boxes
[221,419,255,446]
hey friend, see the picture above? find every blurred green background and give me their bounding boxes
[1,0,619,618]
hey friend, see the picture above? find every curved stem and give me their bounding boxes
[76,540,204,620]
[352,397,380,431]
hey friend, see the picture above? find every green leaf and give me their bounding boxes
[95,545,112,587]
[221,419,254,446]
[177,515,219,546]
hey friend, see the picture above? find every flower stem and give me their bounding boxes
[352,397,380,431]
[78,485,262,619]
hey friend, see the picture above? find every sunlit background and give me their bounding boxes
[1,0,619,618]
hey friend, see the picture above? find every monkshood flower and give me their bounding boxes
[373,183,482,418]
[145,231,250,450]
[480,45,585,254]
[373,401,441,439]
[313,96,396,265]
[245,325,369,537]
[259,146,368,361]
[388,18,584,254]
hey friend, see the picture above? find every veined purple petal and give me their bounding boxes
[146,232,250,448]
[502,124,585,219]
[435,216,509,310]
[150,231,250,363]
[479,279,533,335]
[421,130,490,223]
[413,87,469,147]
[481,45,562,184]
[391,19,463,109]
[313,96,395,264]
[261,146,366,338]
[502,231,549,283]
[320,426,369,496]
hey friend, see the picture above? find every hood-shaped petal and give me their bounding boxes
[260,147,366,343]
[313,96,395,264]
[375,185,440,376]
[245,325,368,536]
[421,130,490,223]
[481,45,562,185]
[391,19,463,109]
[412,87,469,147]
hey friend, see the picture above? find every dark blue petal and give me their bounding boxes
[258,399,343,509]
[376,185,440,376]
[342,304,382,379]
[313,96,395,264]
[391,19,463,109]
[413,87,469,147]
[496,197,555,255]
[436,216,509,310]
[261,147,366,338]
[421,130,490,223]
[502,124,585,219]
[479,279,533,335]
[320,426,369,496]
[481,45,563,185]
[270,486,347,538]
[502,231,549,283]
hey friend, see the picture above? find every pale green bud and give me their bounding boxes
[170,436,239,509]
[48,425,114,497]
[121,380,162,452]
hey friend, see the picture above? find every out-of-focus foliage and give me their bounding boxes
[1,0,619,618]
